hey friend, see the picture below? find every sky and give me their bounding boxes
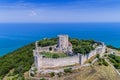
[0,0,120,23]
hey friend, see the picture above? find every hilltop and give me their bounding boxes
[0,37,120,80]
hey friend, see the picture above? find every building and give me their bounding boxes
[33,35,106,71]
[58,35,69,50]
[56,35,72,54]
[35,35,73,54]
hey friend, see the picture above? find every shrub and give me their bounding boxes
[102,60,109,66]
[98,58,102,62]
[34,68,37,74]
[8,73,14,77]
[89,61,92,64]
[115,56,120,63]
[98,62,102,65]
[108,54,115,59]
[52,54,59,58]
[108,54,120,68]
[96,54,100,59]
[104,54,107,57]
[109,58,117,64]
[40,77,46,80]
[98,58,108,66]
[57,72,61,77]
[64,68,72,73]
[30,73,34,77]
[114,64,120,69]
[49,72,55,77]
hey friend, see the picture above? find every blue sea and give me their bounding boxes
[0,23,120,56]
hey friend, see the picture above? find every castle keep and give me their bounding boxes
[58,35,69,52]
[33,35,106,71]
[34,35,72,54]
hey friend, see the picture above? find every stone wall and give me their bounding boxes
[34,50,79,70]
[39,56,79,69]
[34,43,106,71]
[79,44,106,65]
[35,43,57,53]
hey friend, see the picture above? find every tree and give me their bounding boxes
[49,72,55,77]
[70,39,79,46]
[40,77,46,80]
[114,64,120,69]
[64,68,72,73]
[52,54,59,58]
[96,54,100,59]
[102,60,109,66]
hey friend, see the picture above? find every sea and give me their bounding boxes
[0,23,120,56]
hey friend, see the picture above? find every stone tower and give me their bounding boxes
[58,35,69,51]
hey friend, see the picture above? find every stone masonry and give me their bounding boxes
[33,35,106,71]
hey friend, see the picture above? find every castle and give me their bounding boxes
[35,35,73,55]
[33,35,106,71]
[57,35,72,53]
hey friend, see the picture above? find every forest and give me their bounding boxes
[0,37,99,79]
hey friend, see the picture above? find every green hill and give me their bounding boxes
[0,43,35,79]
[0,38,98,79]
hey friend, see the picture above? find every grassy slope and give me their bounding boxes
[62,62,120,80]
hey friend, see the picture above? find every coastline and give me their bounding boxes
[0,23,120,56]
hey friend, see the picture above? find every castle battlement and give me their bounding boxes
[33,35,106,71]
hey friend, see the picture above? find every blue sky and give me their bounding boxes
[0,0,120,23]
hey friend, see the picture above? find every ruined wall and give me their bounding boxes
[79,45,106,65]
[37,55,79,69]
[34,44,106,70]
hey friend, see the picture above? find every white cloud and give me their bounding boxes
[0,1,120,23]
[29,10,38,16]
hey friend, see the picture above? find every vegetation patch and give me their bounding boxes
[49,72,55,77]
[41,52,68,58]
[38,38,100,55]
[98,58,109,66]
[64,67,72,73]
[40,77,46,80]
[0,43,35,79]
[38,38,57,47]
[70,39,99,55]
[108,54,120,69]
